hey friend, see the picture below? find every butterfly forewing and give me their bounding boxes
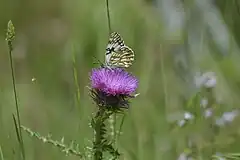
[106,32,124,55]
[105,32,135,68]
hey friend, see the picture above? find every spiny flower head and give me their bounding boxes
[90,68,138,96]
[89,67,138,109]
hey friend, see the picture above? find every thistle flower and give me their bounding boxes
[89,67,138,159]
[90,67,138,109]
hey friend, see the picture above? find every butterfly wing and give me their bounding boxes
[106,32,124,54]
[109,46,134,68]
[105,32,124,65]
[105,32,134,68]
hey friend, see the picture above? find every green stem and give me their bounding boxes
[93,108,105,160]
[106,0,112,34]
[6,21,25,159]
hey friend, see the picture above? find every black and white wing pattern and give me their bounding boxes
[105,32,134,68]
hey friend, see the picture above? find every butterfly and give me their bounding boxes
[105,32,134,68]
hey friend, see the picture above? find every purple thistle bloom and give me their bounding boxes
[89,67,138,109]
[90,68,138,96]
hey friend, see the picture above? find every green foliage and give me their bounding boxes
[2,0,240,160]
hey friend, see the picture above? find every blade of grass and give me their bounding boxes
[72,44,81,112]
[116,113,126,143]
[12,114,25,159]
[160,44,168,113]
[0,145,4,160]
[109,113,117,147]
[12,115,21,146]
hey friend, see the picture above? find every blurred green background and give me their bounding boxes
[2,0,240,159]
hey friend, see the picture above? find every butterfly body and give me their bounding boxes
[105,32,134,68]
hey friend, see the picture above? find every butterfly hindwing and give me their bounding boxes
[109,46,134,68]
[105,32,134,68]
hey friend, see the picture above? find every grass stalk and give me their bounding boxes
[109,113,117,147]
[72,45,81,112]
[116,113,126,145]
[159,45,168,113]
[106,0,112,34]
[6,20,25,160]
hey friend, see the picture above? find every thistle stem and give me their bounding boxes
[93,108,105,160]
